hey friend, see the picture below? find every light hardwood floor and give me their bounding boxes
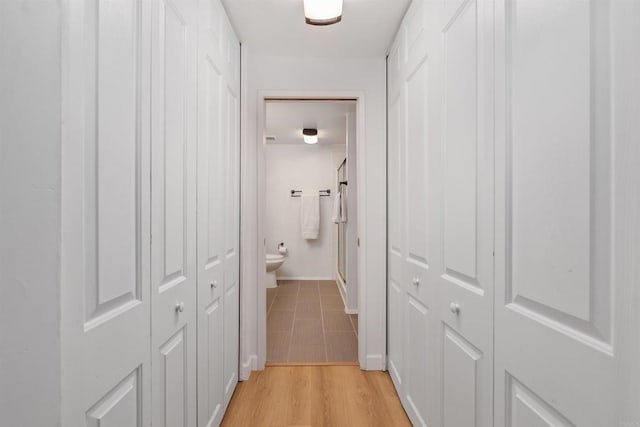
[221,366,411,427]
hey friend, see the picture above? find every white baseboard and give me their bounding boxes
[240,354,257,381]
[336,274,358,314]
[336,275,347,300]
[364,354,386,371]
[277,276,334,281]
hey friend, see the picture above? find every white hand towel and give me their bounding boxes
[332,192,342,224]
[301,193,320,239]
[332,191,348,224]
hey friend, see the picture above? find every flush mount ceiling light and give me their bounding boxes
[304,0,343,26]
[303,128,318,144]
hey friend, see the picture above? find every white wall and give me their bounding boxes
[0,1,62,425]
[240,52,387,375]
[265,144,341,280]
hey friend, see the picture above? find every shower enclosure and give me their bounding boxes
[337,158,347,283]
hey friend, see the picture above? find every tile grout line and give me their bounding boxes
[317,280,329,362]
[350,314,358,338]
[285,281,299,363]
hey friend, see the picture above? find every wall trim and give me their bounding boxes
[240,354,257,381]
[336,274,347,300]
[336,266,358,313]
[252,90,373,370]
[365,354,386,371]
[277,276,334,281]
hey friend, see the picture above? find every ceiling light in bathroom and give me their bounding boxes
[303,128,318,144]
[304,0,343,26]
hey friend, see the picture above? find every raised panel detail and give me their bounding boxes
[388,281,403,386]
[204,57,223,270]
[223,282,239,401]
[158,0,188,289]
[405,58,430,269]
[506,0,611,346]
[388,95,403,256]
[86,368,140,427]
[508,0,590,320]
[404,295,429,427]
[160,328,187,427]
[84,0,141,327]
[442,0,479,288]
[405,1,424,62]
[205,0,221,54]
[443,327,482,427]
[224,88,239,255]
[206,298,223,422]
[508,375,575,426]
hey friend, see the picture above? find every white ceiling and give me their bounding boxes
[221,0,412,57]
[265,100,356,145]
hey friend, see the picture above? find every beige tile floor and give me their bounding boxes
[266,280,358,363]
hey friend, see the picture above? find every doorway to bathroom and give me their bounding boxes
[261,99,359,365]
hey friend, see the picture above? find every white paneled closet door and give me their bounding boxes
[386,33,405,397]
[61,0,152,425]
[387,1,495,426]
[494,1,640,426]
[151,0,198,424]
[400,2,437,424]
[196,0,240,425]
[435,0,494,426]
[196,0,225,425]
[221,17,241,406]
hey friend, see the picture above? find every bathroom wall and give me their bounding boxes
[265,143,345,280]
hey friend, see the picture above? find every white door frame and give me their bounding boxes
[254,90,368,369]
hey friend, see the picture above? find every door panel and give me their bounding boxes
[222,82,240,406]
[508,0,594,322]
[196,1,225,424]
[401,14,436,424]
[438,1,494,426]
[508,376,574,427]
[494,0,624,426]
[405,55,430,274]
[387,37,404,392]
[388,1,494,427]
[205,298,224,422]
[403,296,429,427]
[387,279,404,388]
[62,0,151,424]
[442,327,483,427]
[196,1,240,424]
[389,0,639,426]
[442,0,479,287]
[160,329,188,427]
[86,369,141,427]
[151,0,197,425]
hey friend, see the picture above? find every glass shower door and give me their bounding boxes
[337,158,347,283]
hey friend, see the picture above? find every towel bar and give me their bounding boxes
[290,189,331,197]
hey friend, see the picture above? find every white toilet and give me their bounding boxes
[265,253,285,288]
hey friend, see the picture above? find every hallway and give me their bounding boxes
[221,366,411,426]
[2,0,640,426]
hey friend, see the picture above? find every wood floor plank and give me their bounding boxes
[221,366,411,427]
